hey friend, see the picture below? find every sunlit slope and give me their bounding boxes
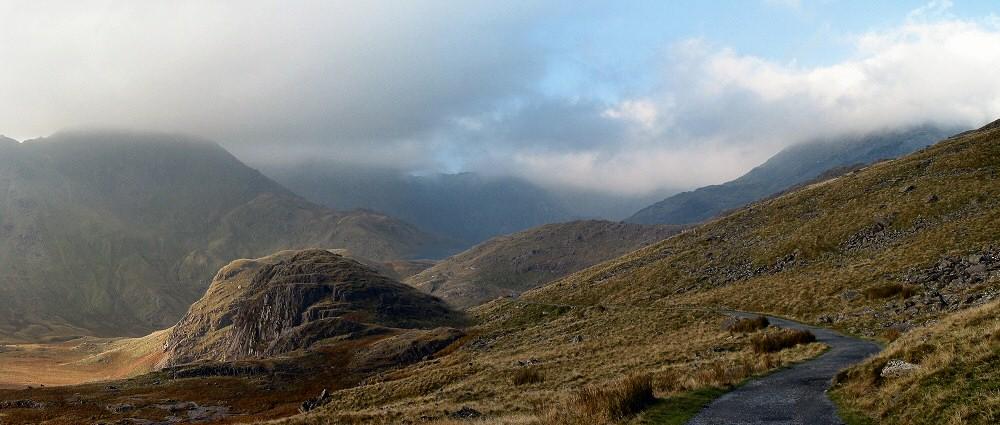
[529,121,999,338]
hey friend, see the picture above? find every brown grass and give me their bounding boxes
[545,375,655,424]
[832,299,1000,424]
[750,329,816,353]
[725,316,770,333]
[511,368,544,386]
[882,328,902,342]
[864,283,918,300]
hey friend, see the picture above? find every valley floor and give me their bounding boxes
[0,331,166,389]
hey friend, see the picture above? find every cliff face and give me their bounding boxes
[163,249,463,366]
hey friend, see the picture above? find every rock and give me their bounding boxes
[968,264,988,275]
[899,184,916,193]
[449,406,483,419]
[840,290,860,301]
[925,194,939,203]
[881,359,921,378]
[0,399,45,409]
[298,389,331,413]
[106,403,135,413]
[570,335,584,343]
[968,254,984,264]
[163,250,464,365]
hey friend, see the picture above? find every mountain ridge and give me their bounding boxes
[628,125,957,225]
[0,130,450,342]
[405,220,683,308]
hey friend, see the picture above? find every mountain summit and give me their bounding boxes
[0,130,449,341]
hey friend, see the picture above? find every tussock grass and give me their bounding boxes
[511,368,544,386]
[724,316,770,333]
[863,283,917,300]
[750,329,816,353]
[545,375,655,424]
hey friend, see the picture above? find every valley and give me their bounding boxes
[5,3,1000,424]
[1,121,996,424]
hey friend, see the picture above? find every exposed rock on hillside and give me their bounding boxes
[163,249,463,366]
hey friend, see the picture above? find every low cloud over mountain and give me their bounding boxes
[3,1,999,195]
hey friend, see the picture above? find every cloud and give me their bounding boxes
[520,17,1000,194]
[0,1,552,166]
[2,2,999,197]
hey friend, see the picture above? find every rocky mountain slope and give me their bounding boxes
[163,249,463,366]
[0,249,466,424]
[0,130,450,341]
[628,125,955,225]
[405,220,683,308]
[276,120,1000,423]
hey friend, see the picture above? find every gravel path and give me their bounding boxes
[686,314,881,425]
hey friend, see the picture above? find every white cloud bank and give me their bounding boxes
[505,17,1000,194]
[1,2,999,195]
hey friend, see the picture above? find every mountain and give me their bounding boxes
[0,130,450,341]
[3,121,997,424]
[266,120,998,423]
[0,249,467,423]
[627,125,956,225]
[163,249,464,366]
[405,220,683,308]
[260,165,578,246]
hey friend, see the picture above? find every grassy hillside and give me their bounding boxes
[0,130,450,341]
[276,120,999,423]
[832,298,1000,424]
[406,220,683,308]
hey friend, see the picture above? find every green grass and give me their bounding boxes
[830,392,876,425]
[632,387,727,425]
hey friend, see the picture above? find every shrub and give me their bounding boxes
[863,283,917,300]
[724,316,770,333]
[512,368,544,386]
[750,329,817,353]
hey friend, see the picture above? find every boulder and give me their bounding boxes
[881,359,921,378]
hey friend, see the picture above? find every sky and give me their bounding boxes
[2,0,1000,195]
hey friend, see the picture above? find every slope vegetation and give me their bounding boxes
[832,298,1000,424]
[0,130,449,341]
[280,120,1000,423]
[628,126,953,225]
[406,220,682,308]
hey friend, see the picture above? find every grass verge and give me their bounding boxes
[631,387,727,425]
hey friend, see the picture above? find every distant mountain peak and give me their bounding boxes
[627,125,959,225]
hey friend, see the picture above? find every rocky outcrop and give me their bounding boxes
[162,249,464,366]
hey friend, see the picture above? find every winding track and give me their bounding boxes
[686,314,881,425]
